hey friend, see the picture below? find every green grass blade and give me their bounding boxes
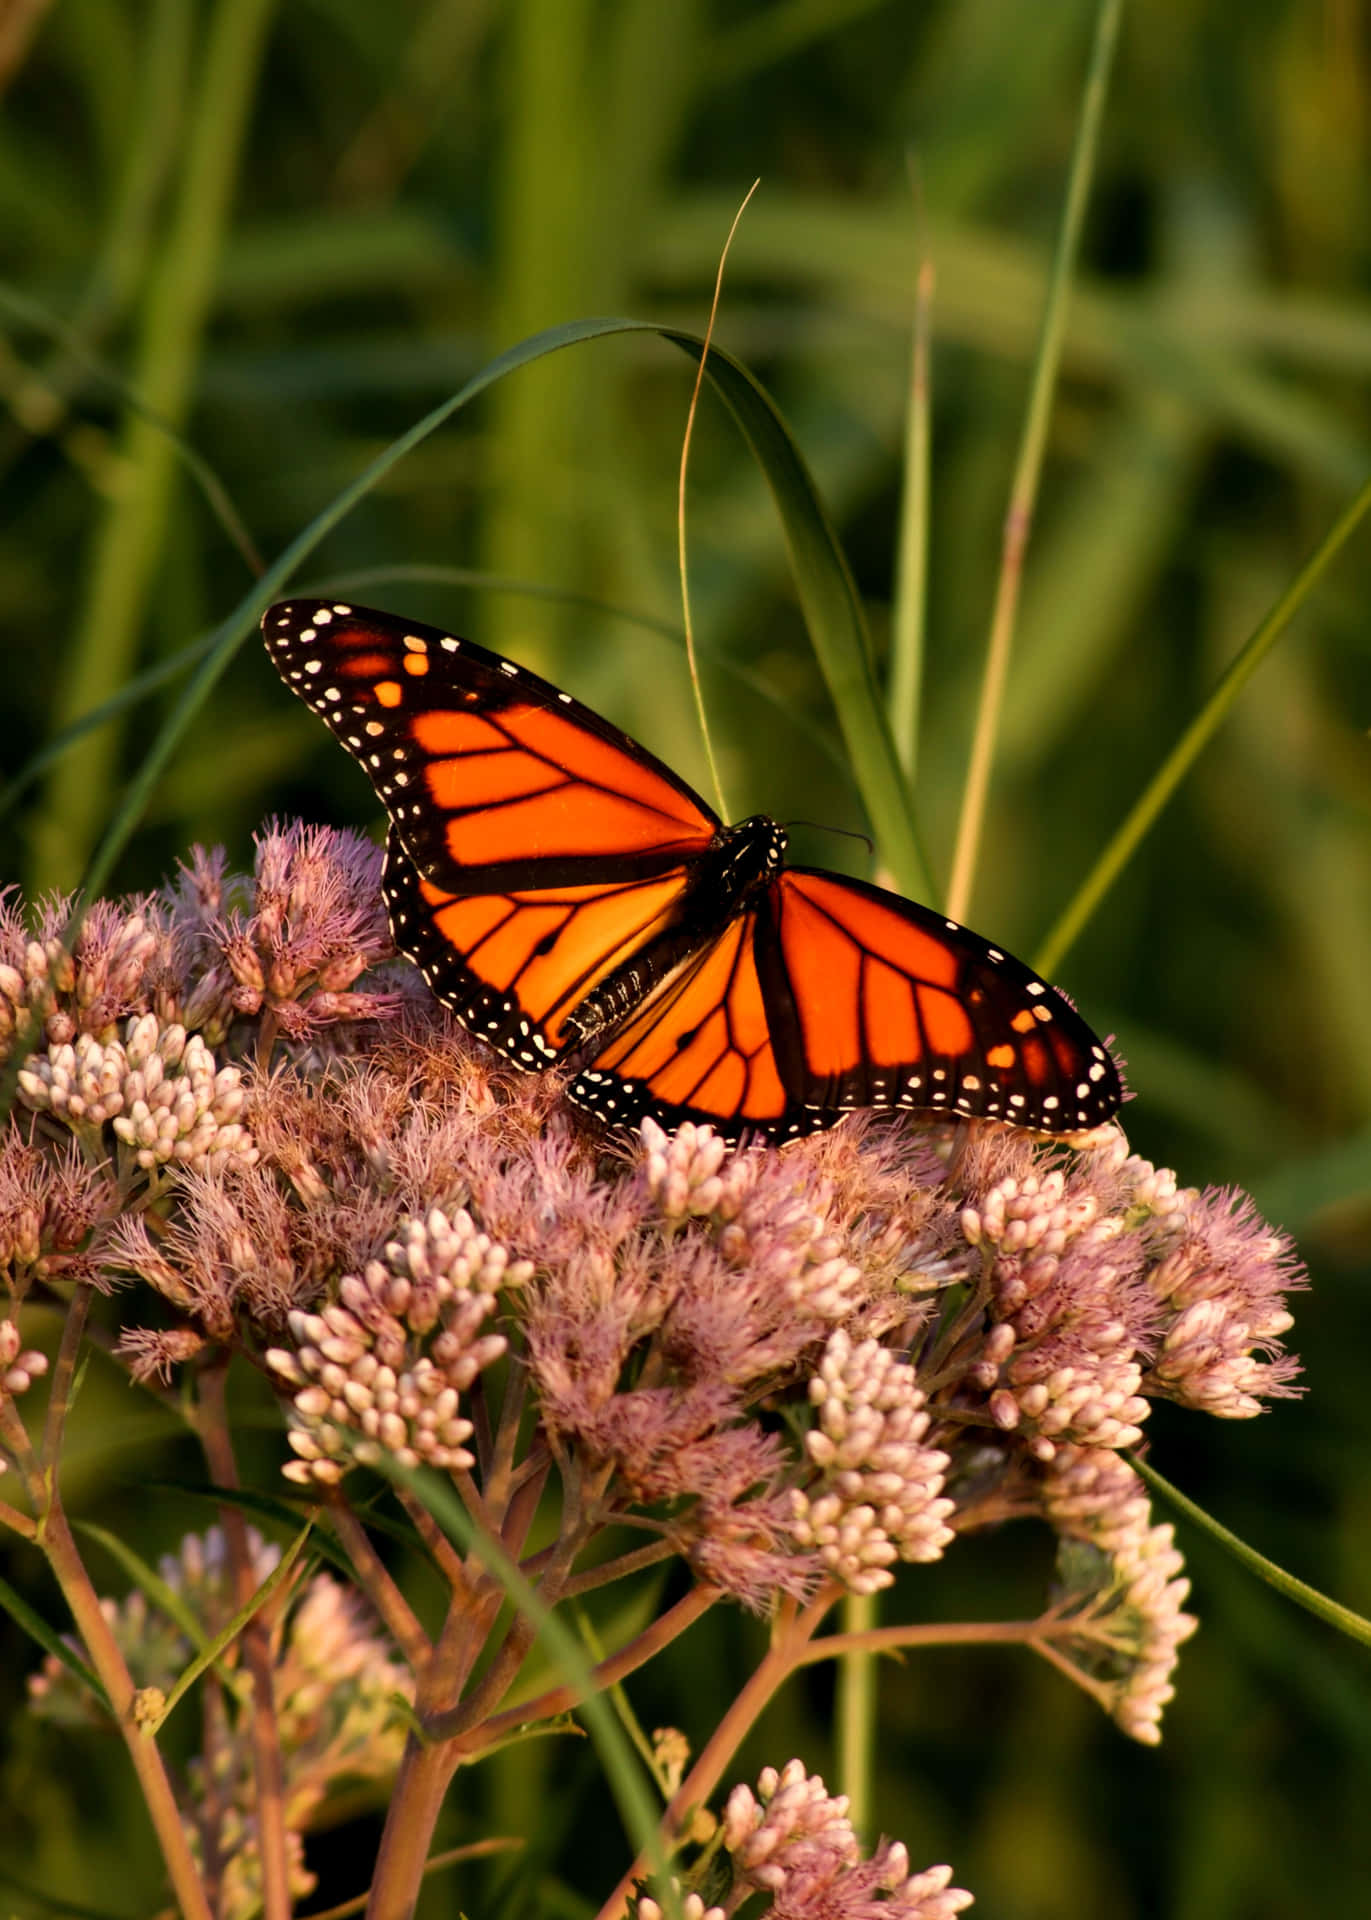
[76,316,929,907]
[887,250,935,793]
[30,0,276,893]
[72,1521,211,1652]
[946,0,1123,922]
[0,1569,110,1712]
[1134,1457,1371,1649]
[154,1518,315,1730]
[1035,463,1371,976]
[382,1463,677,1914]
[663,328,933,898]
[0,279,262,578]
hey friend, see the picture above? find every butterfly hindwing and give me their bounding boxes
[263,599,720,892]
[383,828,696,1068]
[764,869,1121,1131]
[569,869,1121,1139]
[570,906,804,1135]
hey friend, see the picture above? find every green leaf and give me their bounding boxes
[1134,1456,1371,1649]
[0,1569,110,1713]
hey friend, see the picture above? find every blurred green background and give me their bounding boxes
[3,0,1371,1914]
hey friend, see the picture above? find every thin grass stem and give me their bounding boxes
[1034,462,1371,975]
[946,0,1123,924]
[677,179,760,822]
[888,246,935,793]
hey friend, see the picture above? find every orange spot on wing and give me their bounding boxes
[1011,1007,1037,1034]
[1020,1036,1053,1085]
[339,649,394,681]
[374,680,403,708]
[986,1043,1016,1070]
[403,653,430,676]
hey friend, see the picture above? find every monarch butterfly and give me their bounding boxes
[262,600,1122,1142]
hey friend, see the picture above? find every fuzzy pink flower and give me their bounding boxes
[1145,1187,1304,1416]
[722,1760,974,1916]
[1042,1445,1199,1744]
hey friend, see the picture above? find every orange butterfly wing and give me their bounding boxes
[264,599,719,1067]
[383,828,695,1067]
[572,906,792,1129]
[263,599,1123,1140]
[571,868,1120,1138]
[262,599,718,893]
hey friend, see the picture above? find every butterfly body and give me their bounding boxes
[264,600,1123,1142]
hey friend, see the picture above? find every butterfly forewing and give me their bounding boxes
[263,600,720,891]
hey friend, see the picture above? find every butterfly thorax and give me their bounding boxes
[561,814,787,1059]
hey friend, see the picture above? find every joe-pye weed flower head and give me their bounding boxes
[0,827,1306,1918]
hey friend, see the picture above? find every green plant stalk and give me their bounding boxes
[369,1461,680,1920]
[29,0,274,894]
[0,0,190,483]
[1132,1458,1371,1648]
[835,1590,877,1832]
[479,0,596,669]
[888,255,935,790]
[197,1363,292,1920]
[1034,462,1371,976]
[945,0,1123,924]
[678,180,762,824]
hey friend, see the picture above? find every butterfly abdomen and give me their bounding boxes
[562,814,788,1060]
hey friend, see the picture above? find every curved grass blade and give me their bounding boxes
[73,1520,211,1652]
[382,1460,678,1916]
[2,563,852,824]
[1134,1456,1371,1650]
[0,280,263,579]
[1035,462,1371,976]
[946,0,1123,923]
[0,1568,110,1712]
[150,1517,315,1732]
[79,315,929,908]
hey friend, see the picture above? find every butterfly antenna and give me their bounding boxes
[678,177,760,824]
[786,819,876,859]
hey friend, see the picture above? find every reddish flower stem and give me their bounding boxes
[453,1582,719,1758]
[792,1615,1050,1664]
[195,1361,293,1920]
[363,1732,462,1920]
[327,1495,430,1669]
[593,1588,838,1920]
[40,1283,90,1470]
[553,1536,678,1599]
[0,1493,36,1537]
[39,1494,214,1920]
[396,1482,470,1590]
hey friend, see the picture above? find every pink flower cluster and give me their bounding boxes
[0,825,1308,1762]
